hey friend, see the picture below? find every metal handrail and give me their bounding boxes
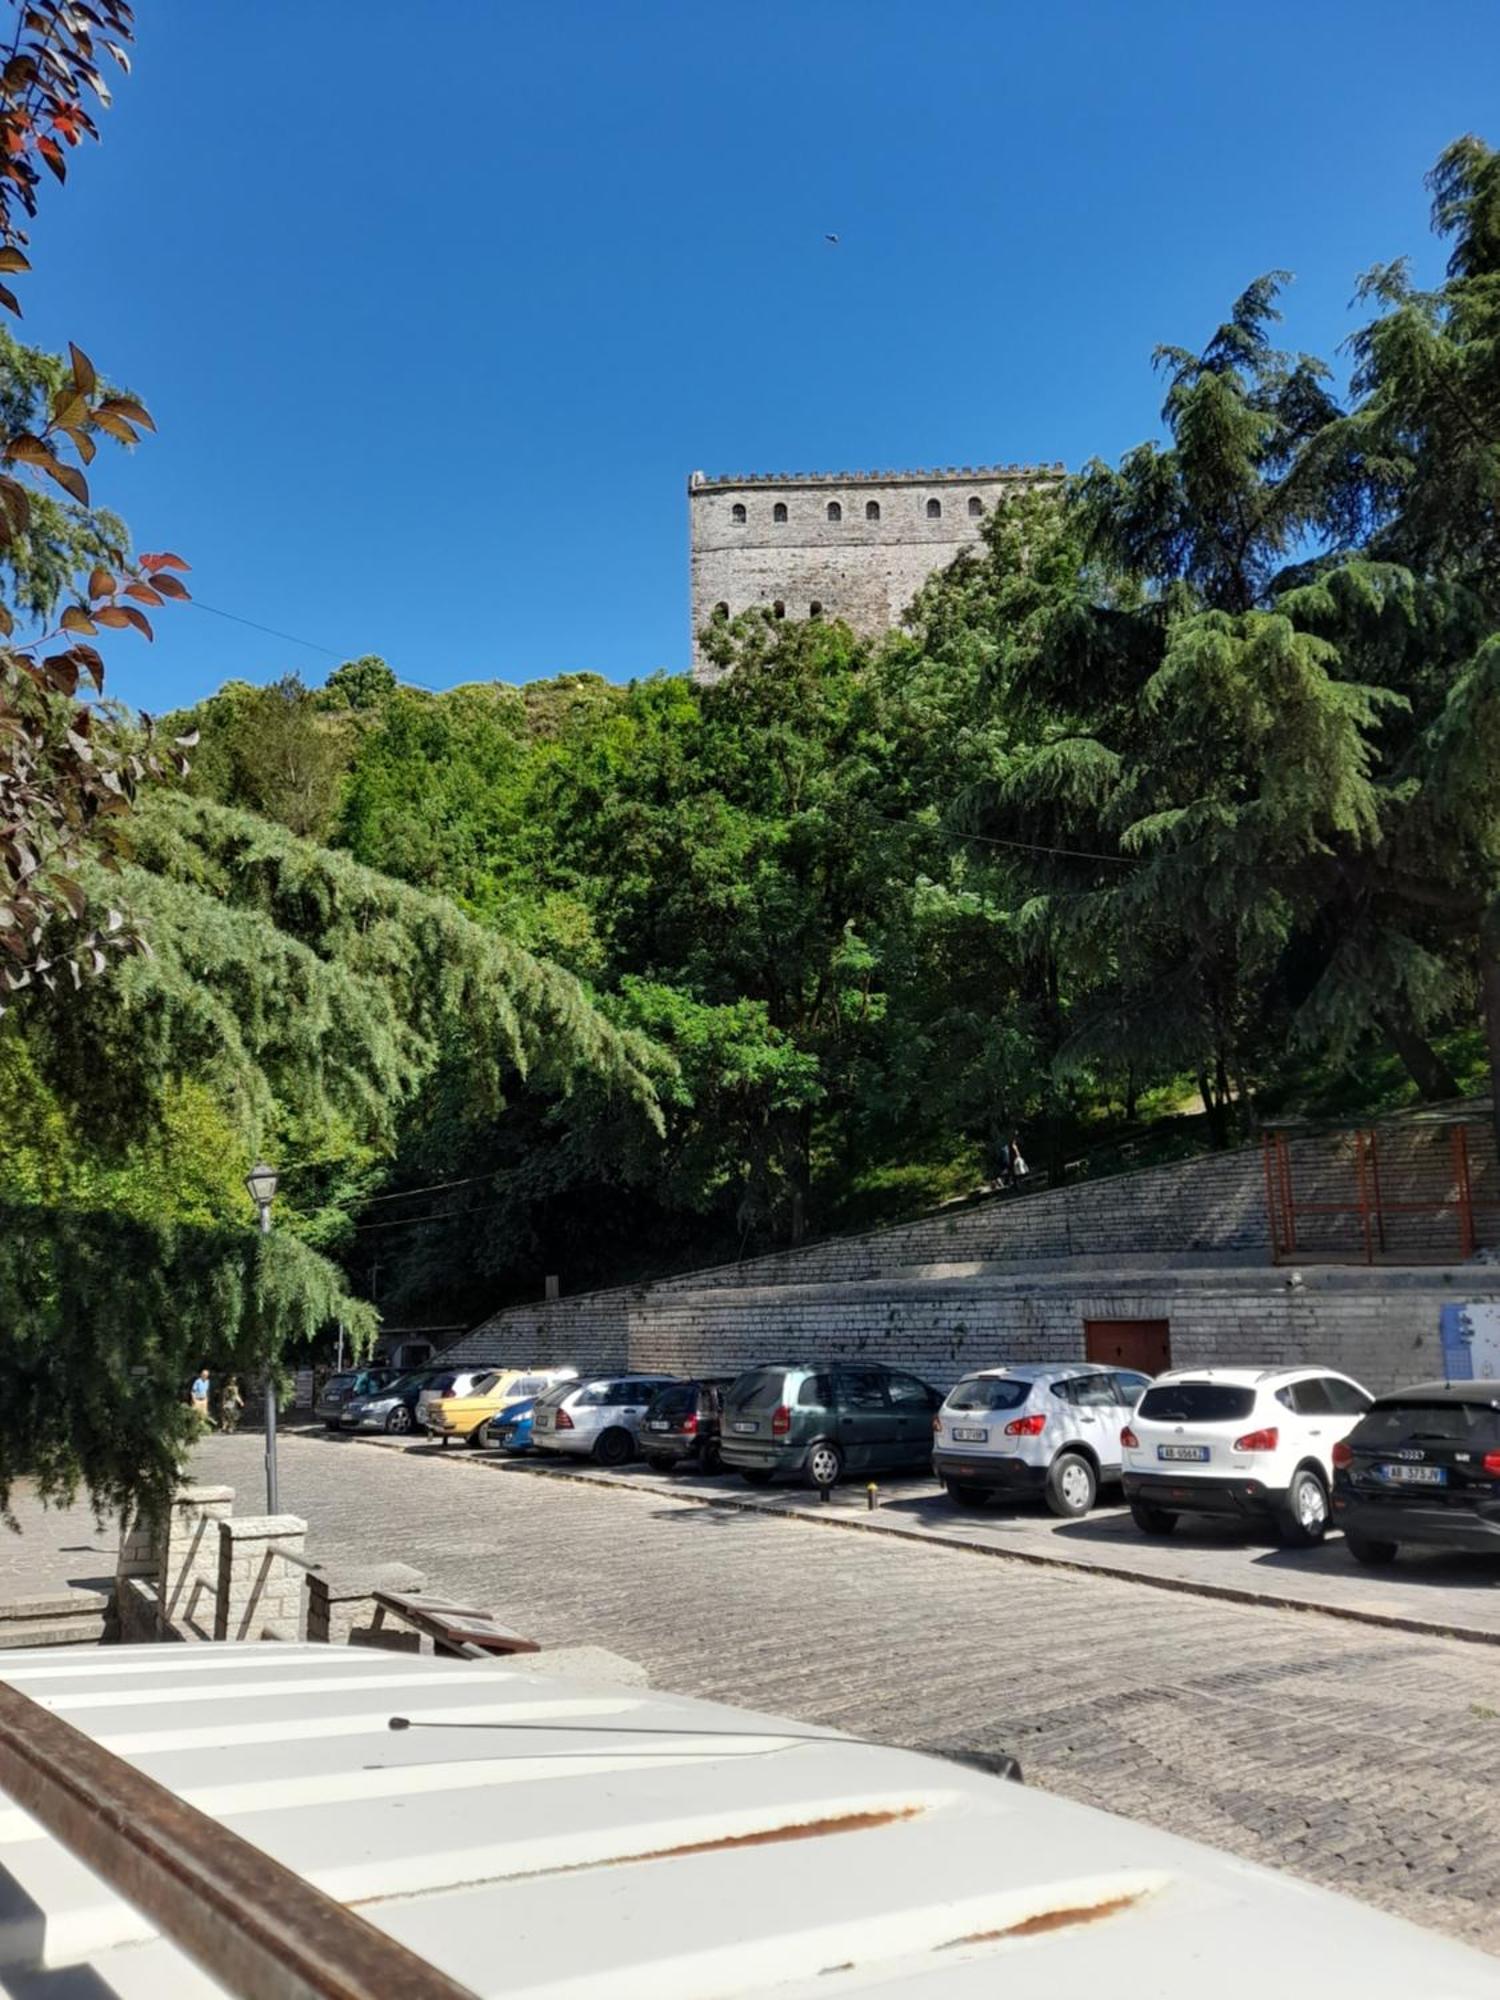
[0,1679,476,2000]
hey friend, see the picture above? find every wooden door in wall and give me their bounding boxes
[1084,1319,1171,1375]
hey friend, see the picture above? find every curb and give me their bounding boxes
[350,1433,1500,1652]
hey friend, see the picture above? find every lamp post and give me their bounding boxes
[245,1162,279,1514]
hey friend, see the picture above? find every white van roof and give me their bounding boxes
[2,1643,1495,1997]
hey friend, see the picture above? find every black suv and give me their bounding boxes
[639,1378,733,1473]
[1331,1379,1500,1564]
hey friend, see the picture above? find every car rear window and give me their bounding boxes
[651,1385,696,1416]
[726,1368,789,1413]
[1355,1401,1500,1447]
[534,1382,578,1410]
[1137,1382,1256,1423]
[946,1376,1031,1413]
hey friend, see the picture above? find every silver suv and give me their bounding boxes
[932,1362,1152,1516]
[530,1375,679,1466]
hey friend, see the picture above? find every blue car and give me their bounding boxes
[486,1397,536,1453]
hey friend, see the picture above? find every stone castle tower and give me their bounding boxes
[688,462,1061,680]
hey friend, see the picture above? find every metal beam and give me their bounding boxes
[0,1679,476,2000]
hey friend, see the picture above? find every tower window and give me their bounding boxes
[809,600,824,618]
[713,601,729,620]
[773,502,788,523]
[773,599,785,619]
[865,500,881,521]
[826,500,842,522]
[968,496,983,517]
[926,497,942,519]
[731,502,746,524]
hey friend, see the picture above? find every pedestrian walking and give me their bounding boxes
[219,1374,244,1433]
[190,1366,211,1433]
[1009,1136,1030,1182]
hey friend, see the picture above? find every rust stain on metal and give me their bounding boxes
[941,1889,1144,1948]
[600,1804,920,1867]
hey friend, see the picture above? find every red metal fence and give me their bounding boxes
[1262,1116,1500,1265]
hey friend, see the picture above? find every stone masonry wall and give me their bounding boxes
[688,465,1058,678]
[448,1124,1500,1391]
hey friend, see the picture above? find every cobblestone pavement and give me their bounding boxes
[191,1428,1500,1955]
[0,1484,118,1600]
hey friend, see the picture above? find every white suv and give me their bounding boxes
[1121,1366,1373,1546]
[933,1362,1152,1517]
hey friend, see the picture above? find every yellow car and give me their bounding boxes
[418,1366,577,1447]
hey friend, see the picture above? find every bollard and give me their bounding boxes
[819,1483,831,1504]
[866,1483,878,1511]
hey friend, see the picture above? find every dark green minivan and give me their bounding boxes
[719,1362,943,1489]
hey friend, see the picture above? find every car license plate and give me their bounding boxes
[1158,1444,1210,1462]
[647,1420,669,1431]
[1381,1462,1446,1484]
[952,1427,988,1443]
[732,1420,757,1434]
[534,1414,550,1428]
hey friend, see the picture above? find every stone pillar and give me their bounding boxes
[159,1485,235,1640]
[214,1515,308,1642]
[306,1563,425,1646]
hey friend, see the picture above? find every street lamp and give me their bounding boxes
[245,1163,280,1513]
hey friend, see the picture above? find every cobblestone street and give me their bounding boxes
[189,1428,1500,1955]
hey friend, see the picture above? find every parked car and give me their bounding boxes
[412,1367,497,1437]
[420,1366,578,1447]
[1331,1378,1500,1565]
[720,1361,942,1489]
[340,1368,450,1435]
[932,1362,1153,1517]
[1121,1365,1373,1545]
[530,1375,680,1465]
[314,1366,400,1429]
[485,1396,538,1453]
[639,1377,734,1473]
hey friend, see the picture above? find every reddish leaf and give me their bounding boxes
[148,570,189,600]
[120,604,153,640]
[0,246,29,272]
[5,434,49,466]
[36,137,65,182]
[138,550,188,571]
[60,604,96,634]
[0,282,22,317]
[123,579,161,606]
[89,406,137,444]
[99,396,153,432]
[92,604,131,628]
[68,341,96,396]
[44,457,88,504]
[86,565,115,599]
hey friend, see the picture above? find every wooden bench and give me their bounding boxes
[367,1589,541,1659]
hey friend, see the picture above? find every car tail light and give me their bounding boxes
[1331,1440,1353,1469]
[1483,1452,1500,1477]
[932,1413,943,1435]
[771,1404,792,1437]
[681,1412,698,1435]
[1004,1413,1047,1437]
[1233,1426,1279,1452]
[440,1388,454,1399]
[1120,1425,1139,1449]
[554,1408,574,1429]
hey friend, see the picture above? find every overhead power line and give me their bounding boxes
[867,809,1136,868]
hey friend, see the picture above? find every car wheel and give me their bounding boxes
[1346,1532,1399,1566]
[384,1406,413,1435]
[465,1428,485,1449]
[323,1419,341,1431]
[593,1427,633,1467]
[740,1468,775,1487]
[1045,1452,1097,1519]
[805,1440,844,1490]
[644,1453,674,1473]
[1129,1499,1178,1535]
[701,1440,722,1473]
[944,1478,990,1509]
[1276,1467,1330,1547]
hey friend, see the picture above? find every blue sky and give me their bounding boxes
[18,0,1500,712]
